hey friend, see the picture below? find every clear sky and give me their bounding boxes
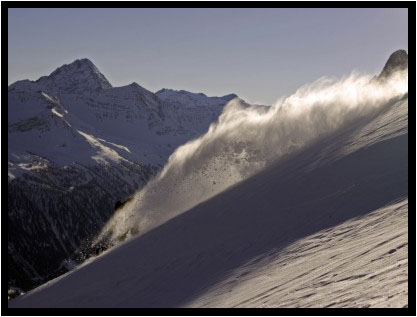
[8,8,408,105]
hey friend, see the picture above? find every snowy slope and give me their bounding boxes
[9,52,408,308]
[187,199,408,308]
[8,58,238,291]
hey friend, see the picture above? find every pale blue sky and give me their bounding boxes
[8,8,408,104]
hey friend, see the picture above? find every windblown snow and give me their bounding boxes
[96,70,408,246]
[9,59,408,308]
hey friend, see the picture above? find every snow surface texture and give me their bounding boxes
[187,199,408,308]
[10,65,408,308]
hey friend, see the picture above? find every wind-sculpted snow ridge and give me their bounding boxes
[95,69,408,247]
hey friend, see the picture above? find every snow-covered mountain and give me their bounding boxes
[9,51,408,308]
[8,58,238,291]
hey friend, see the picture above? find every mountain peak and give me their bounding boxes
[379,50,408,79]
[61,58,96,72]
[36,58,112,93]
[128,82,142,88]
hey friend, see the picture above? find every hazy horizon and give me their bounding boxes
[8,8,408,104]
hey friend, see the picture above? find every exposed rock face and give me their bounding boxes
[378,50,408,79]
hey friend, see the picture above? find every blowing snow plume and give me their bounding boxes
[94,69,408,248]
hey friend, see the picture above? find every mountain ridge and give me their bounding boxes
[9,58,238,105]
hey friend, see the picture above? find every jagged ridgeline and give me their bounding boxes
[7,58,238,292]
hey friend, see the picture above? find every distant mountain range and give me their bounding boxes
[8,58,238,291]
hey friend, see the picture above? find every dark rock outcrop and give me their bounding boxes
[378,50,408,79]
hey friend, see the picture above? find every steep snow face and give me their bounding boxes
[187,199,408,308]
[8,88,140,178]
[97,69,408,245]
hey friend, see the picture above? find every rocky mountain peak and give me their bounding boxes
[36,58,113,93]
[379,50,408,79]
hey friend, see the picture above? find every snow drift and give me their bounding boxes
[96,70,408,247]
